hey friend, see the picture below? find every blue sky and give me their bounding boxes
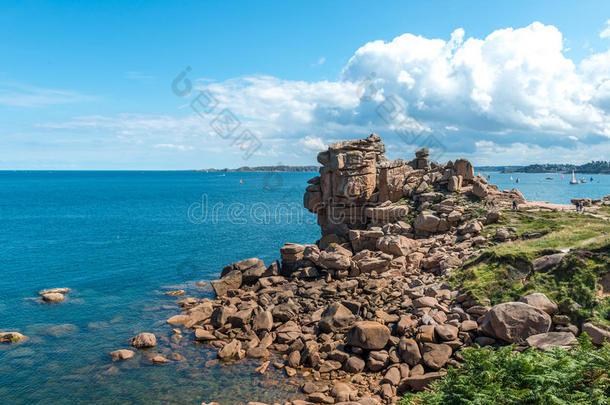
[2,0,610,169]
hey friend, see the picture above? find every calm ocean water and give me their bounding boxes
[0,170,608,404]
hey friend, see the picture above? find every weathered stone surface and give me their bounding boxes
[401,372,446,392]
[526,332,576,350]
[41,292,65,302]
[211,305,237,328]
[0,332,27,343]
[533,253,566,272]
[422,343,452,370]
[39,287,71,296]
[582,322,610,345]
[435,324,458,341]
[130,333,157,348]
[218,339,242,361]
[472,181,488,199]
[447,175,462,192]
[151,355,169,364]
[520,293,558,315]
[194,329,215,341]
[347,322,390,350]
[454,159,474,181]
[480,302,551,343]
[398,338,421,366]
[253,309,273,332]
[166,314,190,326]
[319,303,356,332]
[376,235,416,256]
[210,270,242,296]
[109,349,134,361]
[344,356,365,373]
[414,213,440,233]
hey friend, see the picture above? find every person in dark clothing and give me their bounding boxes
[512,199,518,210]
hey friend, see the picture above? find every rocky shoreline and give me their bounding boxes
[5,134,607,404]
[114,134,603,405]
[143,134,609,405]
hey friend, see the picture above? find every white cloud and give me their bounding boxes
[299,136,326,150]
[37,22,610,165]
[0,82,93,107]
[601,20,610,39]
[154,143,193,151]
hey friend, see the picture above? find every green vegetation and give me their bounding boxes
[502,161,610,174]
[399,336,610,405]
[451,209,610,327]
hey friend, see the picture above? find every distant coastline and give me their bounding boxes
[193,165,320,172]
[476,161,610,174]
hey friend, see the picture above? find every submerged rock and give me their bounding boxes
[129,333,157,348]
[41,292,65,303]
[109,349,135,361]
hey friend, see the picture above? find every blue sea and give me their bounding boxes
[0,171,609,404]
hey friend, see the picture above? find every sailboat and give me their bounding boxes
[569,171,579,185]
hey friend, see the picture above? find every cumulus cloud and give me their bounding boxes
[38,22,610,164]
[299,136,326,150]
[190,21,610,160]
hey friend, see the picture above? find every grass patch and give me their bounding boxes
[399,336,610,405]
[451,209,610,327]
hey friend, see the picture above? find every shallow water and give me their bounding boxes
[477,171,610,204]
[0,170,608,404]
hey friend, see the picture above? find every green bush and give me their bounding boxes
[399,336,610,405]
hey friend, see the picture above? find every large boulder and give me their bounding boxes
[526,332,576,350]
[318,245,352,271]
[210,270,242,297]
[252,309,273,332]
[421,343,452,370]
[582,322,610,345]
[376,235,416,256]
[414,213,440,233]
[401,372,446,392]
[480,302,551,343]
[447,175,462,192]
[221,258,266,284]
[453,158,474,181]
[519,293,558,315]
[398,338,421,366]
[319,303,356,332]
[533,253,566,272]
[472,181,488,199]
[346,322,390,350]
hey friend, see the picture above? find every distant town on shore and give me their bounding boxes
[195,161,610,174]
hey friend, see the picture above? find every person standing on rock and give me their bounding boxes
[512,199,518,210]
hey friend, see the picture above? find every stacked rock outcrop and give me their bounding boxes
[155,135,597,405]
[304,134,524,239]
